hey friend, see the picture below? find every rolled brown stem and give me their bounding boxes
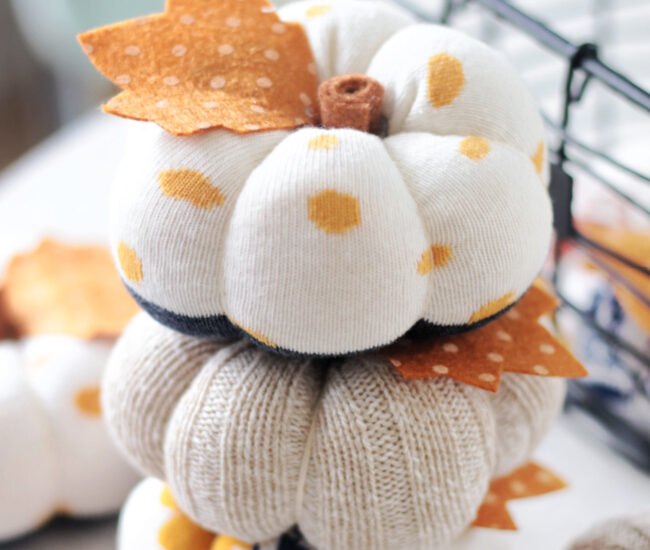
[318,74,384,133]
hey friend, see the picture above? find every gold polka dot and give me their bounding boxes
[159,169,225,209]
[469,291,516,324]
[539,343,555,355]
[308,134,339,150]
[306,5,331,17]
[479,373,496,382]
[158,514,214,550]
[160,486,179,510]
[442,343,458,353]
[533,365,549,375]
[218,44,234,56]
[459,136,490,160]
[117,241,143,284]
[417,249,433,276]
[532,141,544,174]
[427,53,465,108]
[74,385,101,417]
[432,365,449,374]
[417,244,453,275]
[496,330,512,342]
[308,190,361,235]
[431,244,452,267]
[487,352,503,363]
[212,535,253,550]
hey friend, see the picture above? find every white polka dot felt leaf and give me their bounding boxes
[109,0,552,356]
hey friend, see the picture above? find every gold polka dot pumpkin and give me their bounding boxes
[109,0,551,356]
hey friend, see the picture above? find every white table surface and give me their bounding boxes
[1,112,649,550]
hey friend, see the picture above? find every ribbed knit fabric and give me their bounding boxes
[102,313,226,478]
[490,372,566,477]
[570,513,650,550]
[109,0,551,357]
[103,313,565,550]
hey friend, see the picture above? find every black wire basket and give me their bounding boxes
[395,0,650,471]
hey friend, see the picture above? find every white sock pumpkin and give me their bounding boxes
[102,0,551,356]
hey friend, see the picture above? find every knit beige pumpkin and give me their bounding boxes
[104,313,565,550]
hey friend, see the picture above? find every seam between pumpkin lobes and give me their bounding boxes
[380,138,437,327]
[218,132,289,328]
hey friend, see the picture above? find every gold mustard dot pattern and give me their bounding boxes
[306,5,331,17]
[308,134,339,150]
[459,136,490,160]
[158,169,225,209]
[417,244,453,275]
[427,53,465,108]
[74,385,102,417]
[469,291,516,324]
[117,242,143,284]
[531,141,544,174]
[308,189,361,235]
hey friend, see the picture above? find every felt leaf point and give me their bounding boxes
[472,462,567,530]
[0,240,139,340]
[384,281,588,391]
[78,0,319,135]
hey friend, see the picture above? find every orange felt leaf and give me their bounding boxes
[78,0,318,135]
[579,222,650,334]
[0,240,139,340]
[472,462,567,530]
[384,282,587,392]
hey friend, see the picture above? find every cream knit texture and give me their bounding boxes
[110,0,551,356]
[104,313,565,550]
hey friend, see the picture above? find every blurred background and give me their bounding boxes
[0,0,648,549]
[0,0,160,170]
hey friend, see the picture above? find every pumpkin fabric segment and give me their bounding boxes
[0,242,140,541]
[108,0,551,356]
[103,312,566,550]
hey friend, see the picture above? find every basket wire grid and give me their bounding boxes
[395,0,650,470]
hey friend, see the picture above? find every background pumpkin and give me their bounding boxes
[103,312,565,550]
[110,0,551,356]
[0,241,140,541]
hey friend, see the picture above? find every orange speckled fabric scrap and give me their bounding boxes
[472,462,567,530]
[383,281,588,391]
[78,0,318,135]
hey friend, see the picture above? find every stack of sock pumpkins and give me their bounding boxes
[79,1,580,548]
